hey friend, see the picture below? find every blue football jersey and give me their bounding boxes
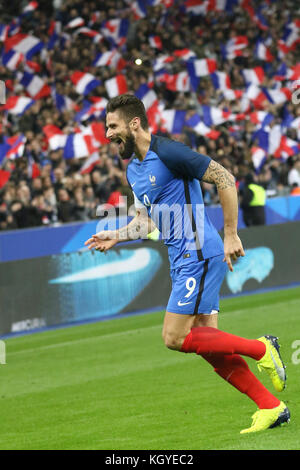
[126,134,224,268]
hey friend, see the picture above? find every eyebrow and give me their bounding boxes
[106,121,118,129]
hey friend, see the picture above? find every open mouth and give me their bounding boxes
[115,138,124,152]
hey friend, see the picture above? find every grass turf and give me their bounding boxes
[1,287,299,450]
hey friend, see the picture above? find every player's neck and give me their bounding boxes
[134,131,151,161]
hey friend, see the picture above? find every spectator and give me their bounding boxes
[56,188,76,223]
[287,158,300,188]
[0,0,299,232]
[240,173,267,227]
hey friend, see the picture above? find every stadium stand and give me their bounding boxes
[0,0,299,231]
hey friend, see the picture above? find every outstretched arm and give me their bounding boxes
[84,208,155,252]
[202,160,245,271]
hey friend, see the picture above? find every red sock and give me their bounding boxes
[181,327,266,360]
[202,353,280,409]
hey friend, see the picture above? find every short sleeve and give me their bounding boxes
[151,135,211,181]
[133,192,145,210]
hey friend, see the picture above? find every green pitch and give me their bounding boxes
[1,287,300,450]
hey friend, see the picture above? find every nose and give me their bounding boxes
[106,128,113,140]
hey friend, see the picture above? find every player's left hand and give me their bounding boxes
[223,234,245,272]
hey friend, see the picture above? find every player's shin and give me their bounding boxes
[201,353,280,409]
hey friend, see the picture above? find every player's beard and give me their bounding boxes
[119,128,135,160]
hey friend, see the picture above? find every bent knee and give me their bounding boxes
[162,331,185,351]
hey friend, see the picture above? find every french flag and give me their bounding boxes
[263,87,291,105]
[211,71,231,91]
[290,117,300,131]
[80,152,101,174]
[287,64,300,81]
[75,97,107,122]
[222,89,243,101]
[187,58,217,91]
[274,136,300,160]
[2,50,24,70]
[149,36,162,49]
[249,111,274,128]
[0,170,11,189]
[242,1,269,31]
[66,17,85,29]
[70,71,101,96]
[87,122,110,145]
[254,40,274,62]
[2,95,34,115]
[244,84,268,110]
[207,0,238,12]
[27,155,41,179]
[101,19,129,45]
[273,62,289,81]
[251,146,267,173]
[135,83,160,132]
[4,134,26,160]
[105,75,128,98]
[221,36,249,60]
[158,72,190,92]
[0,24,9,42]
[4,33,44,60]
[173,49,197,61]
[281,19,300,52]
[135,83,158,111]
[93,50,126,71]
[184,0,207,15]
[0,143,11,165]
[242,67,265,85]
[52,88,78,113]
[7,18,21,37]
[63,133,95,160]
[268,125,283,156]
[75,27,103,43]
[187,58,217,77]
[161,109,186,134]
[202,105,233,126]
[47,20,61,50]
[63,124,105,160]
[153,55,175,72]
[22,1,38,13]
[19,72,51,99]
[253,11,269,31]
[131,1,148,19]
[42,125,67,151]
[185,113,220,140]
[25,59,41,74]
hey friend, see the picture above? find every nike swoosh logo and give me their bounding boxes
[132,182,136,187]
[270,350,286,381]
[177,300,192,306]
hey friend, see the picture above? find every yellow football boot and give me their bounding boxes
[240,401,290,434]
[256,335,286,392]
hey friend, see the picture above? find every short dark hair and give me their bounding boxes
[106,94,149,130]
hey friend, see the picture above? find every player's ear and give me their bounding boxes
[130,117,139,131]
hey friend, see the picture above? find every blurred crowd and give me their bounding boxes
[0,0,299,231]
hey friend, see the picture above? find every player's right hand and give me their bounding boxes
[84,231,118,252]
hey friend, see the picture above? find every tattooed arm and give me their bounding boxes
[202,160,245,271]
[84,208,155,253]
